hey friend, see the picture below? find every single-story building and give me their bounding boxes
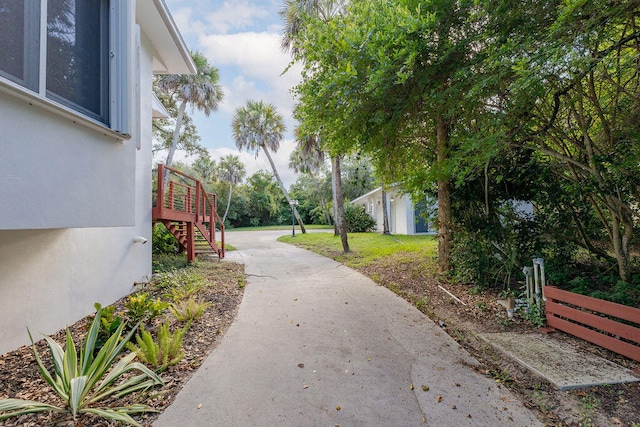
[351,186,435,235]
[0,0,195,355]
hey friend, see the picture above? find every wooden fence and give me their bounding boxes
[545,286,640,362]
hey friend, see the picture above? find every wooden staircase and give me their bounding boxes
[152,164,224,261]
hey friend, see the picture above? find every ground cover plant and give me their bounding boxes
[0,307,163,426]
[279,231,640,426]
[0,256,245,426]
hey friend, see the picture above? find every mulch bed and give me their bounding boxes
[0,259,245,427]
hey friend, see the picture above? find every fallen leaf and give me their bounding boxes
[410,384,415,390]
[422,385,429,392]
[336,406,341,411]
[298,363,305,368]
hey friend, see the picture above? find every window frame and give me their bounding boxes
[0,0,131,141]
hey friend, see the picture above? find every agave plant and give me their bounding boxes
[0,307,164,426]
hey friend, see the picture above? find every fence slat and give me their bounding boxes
[546,286,640,324]
[545,286,640,362]
[547,315,640,362]
[546,300,640,344]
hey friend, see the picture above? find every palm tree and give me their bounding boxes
[216,154,246,224]
[191,155,217,184]
[232,100,306,233]
[280,0,349,250]
[156,51,223,186]
[280,0,348,55]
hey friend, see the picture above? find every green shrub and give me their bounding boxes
[169,297,212,322]
[91,302,124,350]
[127,321,186,372]
[125,293,169,324]
[0,308,162,426]
[152,253,189,273]
[344,204,376,233]
[152,223,179,255]
[154,269,204,290]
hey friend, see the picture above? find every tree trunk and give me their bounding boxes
[262,146,307,233]
[331,161,339,236]
[607,196,633,282]
[381,187,390,235]
[332,155,350,252]
[222,183,233,224]
[436,115,452,274]
[164,100,187,188]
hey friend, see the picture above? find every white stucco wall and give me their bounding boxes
[0,26,155,355]
[353,187,416,235]
[0,96,136,229]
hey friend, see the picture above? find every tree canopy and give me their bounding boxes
[290,0,640,283]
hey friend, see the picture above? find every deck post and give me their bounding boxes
[186,221,195,262]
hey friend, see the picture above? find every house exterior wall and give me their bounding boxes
[0,96,136,229]
[0,24,156,355]
[352,186,434,235]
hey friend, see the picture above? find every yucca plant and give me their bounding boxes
[127,321,186,372]
[0,307,163,426]
[169,297,212,322]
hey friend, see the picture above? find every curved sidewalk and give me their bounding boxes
[155,231,541,426]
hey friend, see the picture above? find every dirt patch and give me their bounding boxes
[0,259,245,427]
[355,252,640,427]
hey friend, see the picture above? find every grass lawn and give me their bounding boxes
[278,232,438,270]
[230,224,333,232]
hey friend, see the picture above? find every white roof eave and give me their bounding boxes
[137,0,196,75]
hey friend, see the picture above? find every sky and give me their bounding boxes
[160,0,304,189]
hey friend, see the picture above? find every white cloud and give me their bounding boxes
[200,32,296,83]
[205,2,268,34]
[218,75,267,116]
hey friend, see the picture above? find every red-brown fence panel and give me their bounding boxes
[545,286,640,362]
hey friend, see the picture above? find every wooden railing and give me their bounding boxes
[545,286,640,362]
[153,164,224,259]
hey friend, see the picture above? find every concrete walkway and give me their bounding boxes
[155,231,541,426]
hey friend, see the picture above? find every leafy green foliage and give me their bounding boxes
[124,293,169,324]
[519,301,546,328]
[152,253,189,273]
[285,0,640,289]
[154,270,205,293]
[126,321,186,372]
[92,303,124,351]
[0,308,163,426]
[169,297,212,323]
[152,223,179,255]
[344,204,376,233]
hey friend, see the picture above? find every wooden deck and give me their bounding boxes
[152,164,224,261]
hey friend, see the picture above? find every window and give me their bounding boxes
[0,0,110,124]
[0,3,39,90]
